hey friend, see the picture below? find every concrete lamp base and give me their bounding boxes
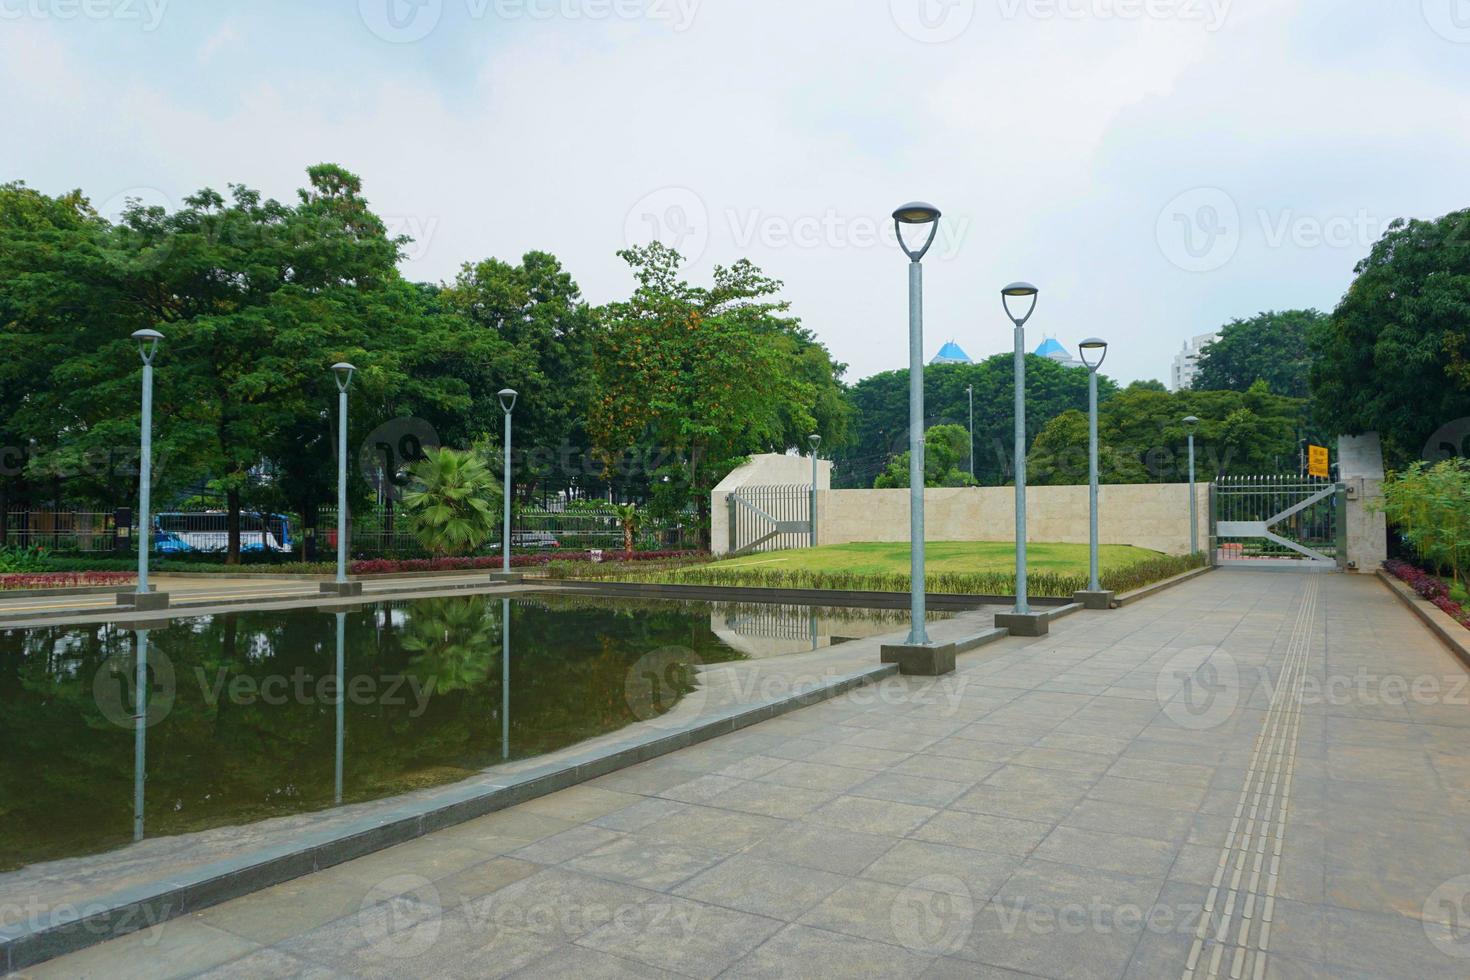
[880,642,956,677]
[1073,590,1116,610]
[994,612,1049,637]
[488,572,524,585]
[117,592,170,611]
[319,582,365,597]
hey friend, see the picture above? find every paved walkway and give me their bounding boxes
[16,570,1470,979]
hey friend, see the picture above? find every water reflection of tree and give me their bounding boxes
[0,595,753,871]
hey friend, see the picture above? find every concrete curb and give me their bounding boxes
[1114,564,1214,607]
[0,661,897,973]
[0,584,134,600]
[1377,569,1470,671]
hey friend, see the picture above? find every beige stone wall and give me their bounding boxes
[811,483,1210,556]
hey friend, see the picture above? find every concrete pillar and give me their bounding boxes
[1337,433,1388,573]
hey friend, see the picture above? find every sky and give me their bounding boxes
[3,0,1469,386]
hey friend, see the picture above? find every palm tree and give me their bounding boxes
[612,503,641,555]
[401,447,501,557]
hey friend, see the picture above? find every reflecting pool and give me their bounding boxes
[0,592,935,871]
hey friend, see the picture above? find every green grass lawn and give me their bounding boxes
[712,541,1163,577]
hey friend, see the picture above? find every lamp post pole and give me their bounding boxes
[1002,284,1039,617]
[331,364,356,587]
[967,384,974,481]
[1184,416,1200,554]
[499,390,518,574]
[132,331,162,596]
[1079,339,1109,593]
[809,434,821,548]
[893,202,942,647]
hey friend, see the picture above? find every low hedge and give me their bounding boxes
[1384,559,1470,630]
[0,571,136,591]
[590,551,1209,597]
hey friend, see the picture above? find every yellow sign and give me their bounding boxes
[1308,445,1329,478]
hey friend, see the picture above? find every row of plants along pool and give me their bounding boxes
[0,571,136,591]
[548,552,1209,598]
[1383,559,1470,631]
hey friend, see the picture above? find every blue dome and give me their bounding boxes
[1034,338,1069,358]
[931,340,972,365]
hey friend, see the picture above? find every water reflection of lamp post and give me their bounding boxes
[334,611,345,805]
[133,628,149,841]
[501,597,511,760]
[893,201,941,648]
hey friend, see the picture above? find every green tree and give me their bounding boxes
[439,252,597,494]
[589,243,849,544]
[1193,310,1323,398]
[834,355,1114,489]
[1027,385,1310,484]
[873,424,977,488]
[1310,208,1470,468]
[612,503,641,553]
[401,447,501,557]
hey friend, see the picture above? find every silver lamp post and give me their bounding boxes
[1079,338,1109,602]
[331,363,357,590]
[966,383,974,480]
[894,202,941,646]
[808,434,821,547]
[1002,283,1039,617]
[1183,415,1200,554]
[131,330,163,592]
[499,389,518,574]
[126,329,167,610]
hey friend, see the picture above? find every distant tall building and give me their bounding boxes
[931,340,973,365]
[1033,336,1084,369]
[1171,332,1220,391]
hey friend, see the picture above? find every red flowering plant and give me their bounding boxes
[1384,559,1470,629]
[0,572,136,591]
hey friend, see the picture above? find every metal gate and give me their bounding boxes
[1212,475,1344,567]
[726,484,813,556]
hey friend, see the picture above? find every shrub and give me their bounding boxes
[0,571,135,591]
[1384,559,1470,630]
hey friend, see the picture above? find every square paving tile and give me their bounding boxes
[574,895,782,979]
[722,923,937,978]
[565,835,726,891]
[912,810,1052,856]
[745,821,897,876]
[850,771,972,808]
[672,853,850,920]
[810,794,938,836]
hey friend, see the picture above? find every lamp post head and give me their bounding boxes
[893,201,941,262]
[1182,415,1200,434]
[331,362,357,392]
[809,433,822,452]
[1001,282,1039,328]
[132,328,163,364]
[1078,337,1109,372]
[498,388,519,414]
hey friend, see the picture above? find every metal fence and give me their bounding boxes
[1212,475,1343,564]
[726,484,813,556]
